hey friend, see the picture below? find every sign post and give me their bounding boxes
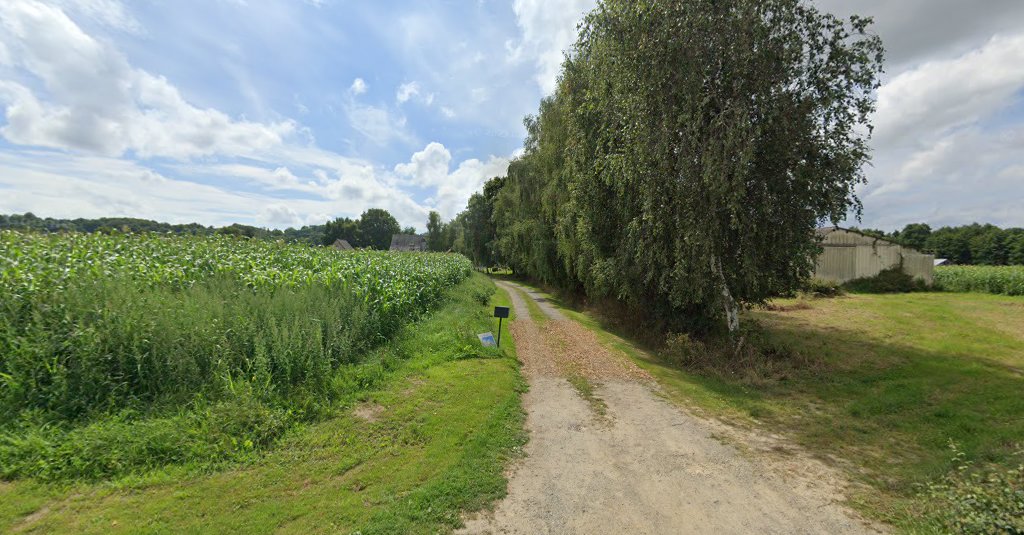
[493,306,510,347]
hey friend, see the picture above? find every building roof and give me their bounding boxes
[816,226,929,255]
[816,226,895,244]
[389,234,427,251]
[331,239,353,250]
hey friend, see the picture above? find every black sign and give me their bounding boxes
[493,306,510,319]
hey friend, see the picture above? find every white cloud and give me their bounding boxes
[856,30,1024,229]
[0,1,439,230]
[345,100,413,146]
[0,147,435,230]
[50,0,141,32]
[396,81,435,107]
[874,33,1024,147]
[814,0,1024,70]
[349,77,367,95]
[259,204,302,226]
[396,81,419,103]
[0,0,296,160]
[510,0,595,94]
[395,142,510,219]
[394,142,450,186]
[440,106,455,119]
[862,124,1024,228]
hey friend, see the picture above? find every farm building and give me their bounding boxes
[331,239,353,250]
[814,227,934,284]
[389,234,427,252]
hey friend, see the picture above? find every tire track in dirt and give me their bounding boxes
[459,281,883,535]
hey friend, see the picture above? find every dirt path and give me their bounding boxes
[459,281,882,535]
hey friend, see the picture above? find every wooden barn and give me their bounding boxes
[814,227,934,284]
[389,234,427,252]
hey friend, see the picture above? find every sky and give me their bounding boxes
[0,0,1021,232]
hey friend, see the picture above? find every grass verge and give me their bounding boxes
[0,273,526,534]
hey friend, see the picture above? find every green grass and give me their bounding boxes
[0,232,472,481]
[505,281,1024,532]
[566,375,608,418]
[0,273,527,534]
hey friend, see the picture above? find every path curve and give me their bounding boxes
[459,281,882,535]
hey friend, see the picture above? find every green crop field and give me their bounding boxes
[935,265,1024,295]
[0,231,472,482]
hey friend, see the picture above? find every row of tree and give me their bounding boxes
[320,209,419,250]
[448,0,885,334]
[0,211,414,250]
[852,223,1024,265]
[0,212,328,242]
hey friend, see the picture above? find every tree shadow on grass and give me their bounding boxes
[508,278,1024,500]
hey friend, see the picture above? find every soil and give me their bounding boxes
[459,281,883,535]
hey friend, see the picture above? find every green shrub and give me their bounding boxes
[0,393,293,481]
[925,444,1024,534]
[803,278,844,297]
[844,266,929,293]
[662,323,822,386]
[472,285,496,306]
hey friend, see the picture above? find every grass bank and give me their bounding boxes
[0,273,526,534]
[507,281,1023,533]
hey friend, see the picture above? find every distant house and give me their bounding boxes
[814,227,934,284]
[389,234,427,252]
[934,258,952,266]
[331,239,354,251]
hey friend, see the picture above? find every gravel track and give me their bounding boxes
[459,281,882,535]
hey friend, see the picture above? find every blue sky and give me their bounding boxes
[0,0,1022,231]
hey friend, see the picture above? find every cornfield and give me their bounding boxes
[934,265,1024,296]
[0,230,470,424]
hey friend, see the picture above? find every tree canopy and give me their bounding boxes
[485,0,885,334]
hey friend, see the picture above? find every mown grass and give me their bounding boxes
[509,281,1024,533]
[0,273,526,534]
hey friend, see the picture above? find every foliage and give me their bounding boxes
[0,274,528,535]
[924,443,1024,535]
[486,0,883,333]
[1,211,326,245]
[843,266,929,293]
[426,211,446,252]
[322,216,360,246]
[453,177,504,267]
[320,208,404,250]
[864,222,1024,266]
[898,223,932,251]
[934,265,1024,296]
[803,278,844,297]
[358,208,401,250]
[0,231,471,480]
[661,323,818,386]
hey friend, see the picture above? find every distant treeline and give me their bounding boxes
[0,212,327,244]
[0,210,454,252]
[850,223,1024,265]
